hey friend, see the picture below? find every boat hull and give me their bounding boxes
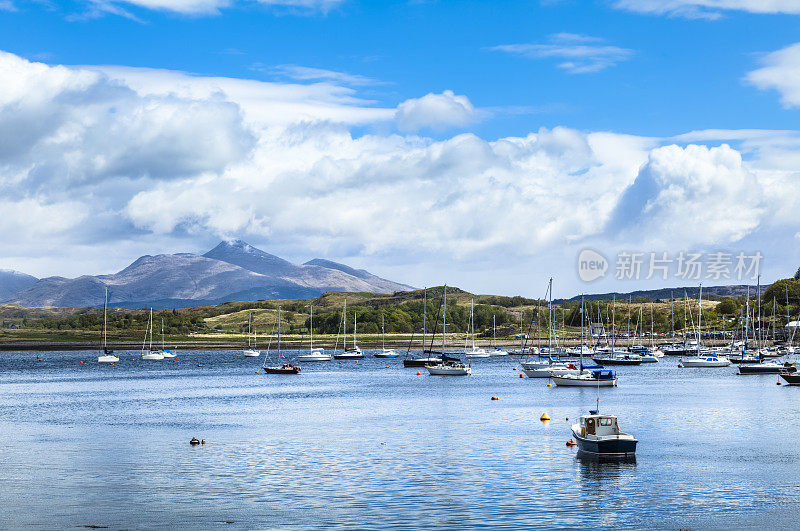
[739,364,795,375]
[403,357,441,367]
[592,357,642,366]
[262,366,301,374]
[780,372,800,385]
[426,364,471,376]
[97,355,119,363]
[552,375,617,387]
[681,358,731,367]
[298,354,331,362]
[243,350,261,357]
[375,351,400,358]
[333,353,364,360]
[572,433,637,456]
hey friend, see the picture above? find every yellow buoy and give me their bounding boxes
[546,382,553,387]
[540,412,550,421]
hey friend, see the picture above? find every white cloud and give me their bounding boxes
[607,144,763,245]
[86,0,343,16]
[1,50,800,293]
[746,42,800,108]
[394,90,478,132]
[267,64,383,86]
[614,0,800,18]
[490,33,633,74]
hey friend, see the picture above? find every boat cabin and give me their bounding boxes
[578,414,622,437]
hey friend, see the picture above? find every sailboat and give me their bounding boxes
[404,287,444,367]
[97,287,119,363]
[681,284,730,367]
[488,315,508,356]
[522,278,575,377]
[157,318,176,358]
[243,312,261,357]
[592,295,642,366]
[426,285,471,375]
[375,311,399,358]
[298,304,331,361]
[262,307,301,374]
[334,300,364,359]
[465,299,489,358]
[739,285,794,374]
[142,308,164,360]
[552,295,618,387]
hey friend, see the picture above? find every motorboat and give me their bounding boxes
[403,354,443,367]
[571,412,637,456]
[552,369,618,387]
[243,349,261,358]
[592,348,643,366]
[681,354,731,367]
[488,347,508,356]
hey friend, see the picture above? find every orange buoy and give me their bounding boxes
[566,439,577,447]
[416,371,421,375]
[255,371,259,374]
[491,396,499,400]
[678,363,683,368]
[519,373,524,378]
[777,381,782,385]
[540,412,550,421]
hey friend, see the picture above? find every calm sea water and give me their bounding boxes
[1,349,798,530]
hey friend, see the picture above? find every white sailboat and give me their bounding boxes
[375,311,399,358]
[298,304,331,361]
[141,308,164,360]
[158,319,176,358]
[681,285,730,367]
[488,315,508,356]
[243,312,261,357]
[426,285,471,375]
[97,287,119,363]
[465,299,489,358]
[335,301,364,359]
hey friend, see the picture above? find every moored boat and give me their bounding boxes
[97,288,119,363]
[552,369,618,387]
[262,307,301,375]
[571,412,637,456]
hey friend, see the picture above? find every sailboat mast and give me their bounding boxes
[277,306,281,355]
[310,304,313,351]
[547,278,553,352]
[103,287,108,350]
[611,295,616,352]
[423,287,427,352]
[471,299,475,349]
[757,275,762,347]
[697,284,703,355]
[442,285,447,352]
[354,313,357,349]
[627,296,631,347]
[149,308,153,350]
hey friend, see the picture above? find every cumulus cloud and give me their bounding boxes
[394,90,478,132]
[613,0,800,18]
[0,52,254,199]
[746,42,800,108]
[1,50,799,292]
[490,33,633,74]
[607,144,763,245]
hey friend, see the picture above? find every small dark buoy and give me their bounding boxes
[201,439,206,445]
[190,438,200,446]
[566,439,577,447]
[777,381,782,385]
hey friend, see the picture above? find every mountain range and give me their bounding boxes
[0,240,414,309]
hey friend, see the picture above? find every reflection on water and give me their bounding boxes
[0,349,799,529]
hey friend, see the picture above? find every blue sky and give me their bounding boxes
[1,0,800,298]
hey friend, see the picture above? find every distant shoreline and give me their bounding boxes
[0,338,739,352]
